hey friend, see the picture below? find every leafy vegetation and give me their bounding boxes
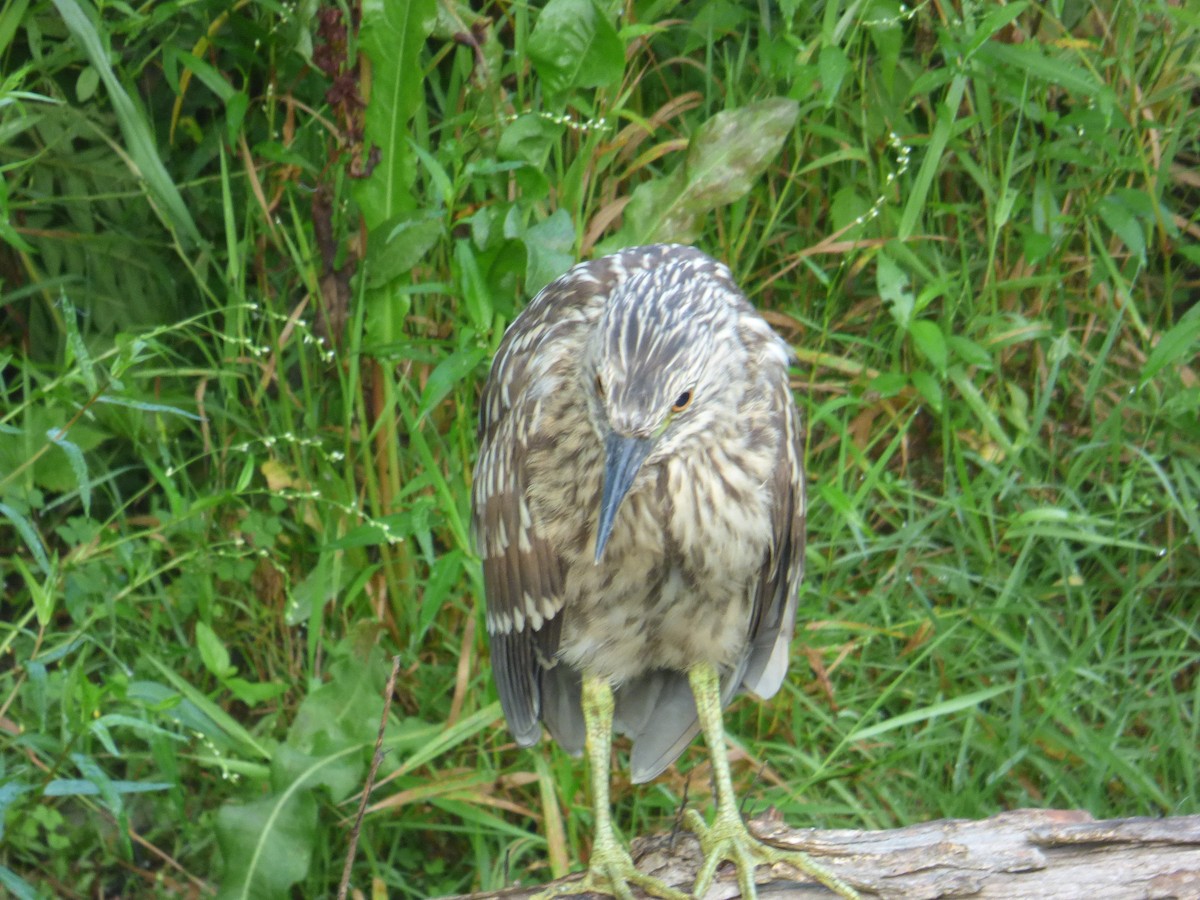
[1,0,1197,897]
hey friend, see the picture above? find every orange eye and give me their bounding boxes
[672,390,693,412]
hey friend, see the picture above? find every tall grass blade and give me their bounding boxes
[50,0,203,249]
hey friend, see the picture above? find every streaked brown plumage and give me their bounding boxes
[472,244,857,899]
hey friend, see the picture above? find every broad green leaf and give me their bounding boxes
[225,677,289,707]
[225,91,248,147]
[1096,193,1147,262]
[498,114,565,164]
[216,645,425,900]
[524,208,577,294]
[610,98,799,246]
[0,408,105,496]
[216,790,317,900]
[907,65,956,98]
[271,744,364,807]
[1005,381,1030,434]
[364,210,445,288]
[195,621,236,680]
[354,0,436,226]
[60,294,97,394]
[947,335,993,370]
[1141,304,1200,386]
[75,65,98,102]
[416,550,465,647]
[865,0,902,93]
[287,554,349,627]
[528,0,624,97]
[830,185,870,236]
[409,136,454,208]
[1022,228,1054,265]
[363,286,412,351]
[323,525,394,550]
[868,370,908,397]
[911,370,944,414]
[287,644,387,763]
[817,44,850,107]
[1,505,50,575]
[44,429,89,516]
[606,168,686,249]
[0,0,31,57]
[910,319,948,375]
[418,346,487,422]
[876,251,914,329]
[681,98,799,208]
[454,240,493,332]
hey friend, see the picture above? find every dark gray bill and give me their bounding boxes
[595,433,652,563]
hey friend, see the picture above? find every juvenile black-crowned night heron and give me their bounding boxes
[472,245,858,899]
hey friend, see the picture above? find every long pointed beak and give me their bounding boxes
[595,433,652,562]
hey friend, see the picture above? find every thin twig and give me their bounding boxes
[337,653,403,900]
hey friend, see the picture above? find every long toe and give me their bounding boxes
[685,807,860,900]
[533,843,691,900]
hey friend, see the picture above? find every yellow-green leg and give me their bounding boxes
[684,664,860,900]
[535,674,689,900]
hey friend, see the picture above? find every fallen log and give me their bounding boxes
[449,809,1200,899]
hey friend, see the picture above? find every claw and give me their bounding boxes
[685,803,859,899]
[532,844,690,900]
[533,675,690,900]
[686,664,860,900]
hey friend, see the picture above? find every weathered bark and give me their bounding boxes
[449,809,1200,899]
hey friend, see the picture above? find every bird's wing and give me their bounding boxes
[473,405,566,746]
[740,355,806,700]
[473,245,688,747]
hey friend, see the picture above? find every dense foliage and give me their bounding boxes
[1,0,1197,896]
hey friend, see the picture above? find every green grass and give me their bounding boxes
[1,0,1198,897]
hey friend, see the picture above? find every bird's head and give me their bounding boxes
[583,259,745,562]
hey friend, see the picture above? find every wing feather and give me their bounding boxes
[740,356,806,699]
[473,245,691,748]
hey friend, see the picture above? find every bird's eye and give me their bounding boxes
[595,374,605,398]
[672,390,693,412]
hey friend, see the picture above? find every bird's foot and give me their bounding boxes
[683,806,860,899]
[533,838,690,900]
